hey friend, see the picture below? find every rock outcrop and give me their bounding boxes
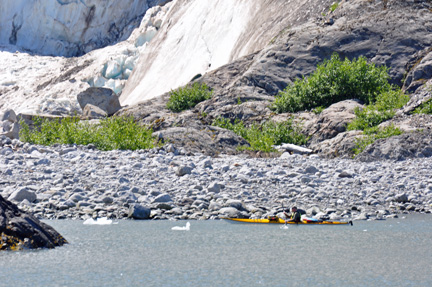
[356,129,432,162]
[121,0,432,159]
[0,195,67,250]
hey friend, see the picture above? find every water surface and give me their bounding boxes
[1,215,431,287]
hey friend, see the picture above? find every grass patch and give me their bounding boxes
[347,90,408,156]
[19,116,158,151]
[166,82,212,112]
[353,124,403,155]
[329,1,339,13]
[413,98,432,114]
[272,53,392,113]
[212,117,308,152]
[347,90,409,131]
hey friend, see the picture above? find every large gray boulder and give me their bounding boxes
[0,195,67,250]
[128,204,151,220]
[77,87,121,116]
[8,187,37,203]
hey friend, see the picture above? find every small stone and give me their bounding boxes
[175,166,192,176]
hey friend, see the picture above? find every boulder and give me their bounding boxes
[82,104,108,119]
[8,187,37,203]
[218,207,243,218]
[152,193,172,203]
[175,166,192,176]
[128,204,151,220]
[0,109,19,140]
[0,195,67,250]
[224,199,247,211]
[207,182,221,193]
[77,87,121,116]
[0,109,17,122]
[395,193,409,203]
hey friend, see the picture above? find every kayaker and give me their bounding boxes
[284,206,302,223]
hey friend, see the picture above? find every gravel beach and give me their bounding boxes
[1,136,431,222]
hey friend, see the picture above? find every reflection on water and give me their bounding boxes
[1,215,431,287]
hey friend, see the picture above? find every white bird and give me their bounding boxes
[171,222,190,231]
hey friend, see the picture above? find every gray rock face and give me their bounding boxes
[118,1,432,159]
[0,195,67,250]
[77,87,122,116]
[356,130,432,162]
[307,100,363,145]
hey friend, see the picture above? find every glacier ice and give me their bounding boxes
[0,3,172,114]
[0,0,168,57]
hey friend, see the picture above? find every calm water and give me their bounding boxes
[1,215,431,287]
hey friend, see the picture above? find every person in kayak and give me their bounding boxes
[284,206,302,223]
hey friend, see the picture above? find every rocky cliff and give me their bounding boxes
[119,0,432,160]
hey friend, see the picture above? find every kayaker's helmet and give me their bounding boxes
[291,206,297,211]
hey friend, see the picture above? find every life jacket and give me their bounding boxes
[290,211,302,222]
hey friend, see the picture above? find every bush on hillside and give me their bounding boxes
[413,98,432,115]
[166,82,212,112]
[212,117,308,152]
[272,53,392,113]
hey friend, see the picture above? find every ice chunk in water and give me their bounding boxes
[171,222,190,231]
[83,217,113,225]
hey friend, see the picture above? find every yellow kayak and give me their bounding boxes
[222,216,353,225]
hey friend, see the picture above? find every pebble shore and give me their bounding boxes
[1,136,431,222]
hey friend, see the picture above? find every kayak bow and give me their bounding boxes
[222,216,353,225]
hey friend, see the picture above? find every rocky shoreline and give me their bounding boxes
[1,135,431,222]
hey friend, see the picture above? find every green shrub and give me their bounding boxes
[353,125,403,155]
[212,117,308,152]
[329,1,339,13]
[272,53,392,113]
[166,82,212,112]
[19,116,157,151]
[347,90,409,131]
[413,98,432,114]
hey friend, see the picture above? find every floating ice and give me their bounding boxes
[83,217,113,225]
[171,222,190,231]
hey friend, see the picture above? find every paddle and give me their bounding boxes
[282,202,288,227]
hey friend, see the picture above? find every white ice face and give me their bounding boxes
[0,2,172,115]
